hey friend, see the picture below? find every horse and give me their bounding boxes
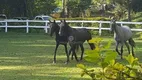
[48,20,69,64]
[110,19,135,59]
[59,20,95,62]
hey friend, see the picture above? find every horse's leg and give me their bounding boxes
[129,38,135,57]
[53,43,59,63]
[115,41,121,55]
[70,48,74,60]
[125,41,130,54]
[68,43,74,60]
[64,44,69,64]
[120,44,124,59]
[131,46,135,57]
[68,47,74,60]
[80,44,84,61]
[72,45,79,62]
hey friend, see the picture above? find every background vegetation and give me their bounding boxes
[0,0,142,21]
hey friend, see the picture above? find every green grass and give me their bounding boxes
[0,32,142,80]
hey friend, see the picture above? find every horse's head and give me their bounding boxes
[59,20,69,36]
[110,18,116,33]
[48,20,59,36]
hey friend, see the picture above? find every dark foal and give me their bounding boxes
[59,20,95,62]
[49,20,69,64]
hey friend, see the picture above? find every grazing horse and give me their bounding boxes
[110,19,135,59]
[49,20,69,64]
[59,20,95,61]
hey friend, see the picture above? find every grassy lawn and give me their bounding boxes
[0,32,142,80]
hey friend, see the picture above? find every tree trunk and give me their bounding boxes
[62,0,65,18]
[127,0,131,21]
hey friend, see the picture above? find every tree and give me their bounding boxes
[33,0,56,16]
[66,0,91,18]
[127,0,131,21]
[78,0,91,17]
[112,0,132,21]
[66,0,79,17]
[131,0,142,12]
[0,0,57,18]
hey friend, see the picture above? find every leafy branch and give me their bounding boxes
[77,38,142,80]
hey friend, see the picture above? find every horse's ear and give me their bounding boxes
[110,16,116,22]
[63,19,66,22]
[53,20,56,23]
[110,16,114,20]
[49,20,51,23]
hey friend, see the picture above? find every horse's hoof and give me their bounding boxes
[65,62,68,64]
[118,53,121,55]
[76,59,79,62]
[71,58,74,60]
[52,61,56,64]
[80,58,83,61]
[120,56,123,59]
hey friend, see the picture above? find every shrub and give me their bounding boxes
[77,38,142,80]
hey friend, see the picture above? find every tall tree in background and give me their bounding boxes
[66,0,91,18]
[112,0,132,21]
[78,0,91,17]
[0,0,57,18]
[127,0,131,21]
[25,0,35,18]
[0,0,142,19]
[66,0,79,17]
[33,0,56,16]
[131,0,142,12]
[0,0,25,17]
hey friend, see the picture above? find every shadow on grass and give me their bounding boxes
[0,55,92,80]
[0,69,90,80]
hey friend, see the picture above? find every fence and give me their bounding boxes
[0,20,142,35]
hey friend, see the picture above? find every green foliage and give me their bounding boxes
[77,38,142,80]
[132,12,142,22]
[131,12,142,39]
[131,0,142,12]
[67,0,80,17]
[55,0,62,7]
[59,17,110,34]
[67,0,91,17]
[59,17,110,20]
[1,0,142,19]
[113,3,127,20]
[136,32,142,40]
[33,0,56,15]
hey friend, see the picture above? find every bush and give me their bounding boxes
[58,17,110,21]
[77,38,142,80]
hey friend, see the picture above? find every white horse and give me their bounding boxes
[110,19,135,59]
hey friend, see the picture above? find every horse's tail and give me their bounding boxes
[87,40,96,50]
[129,38,135,47]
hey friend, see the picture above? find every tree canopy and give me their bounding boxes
[0,0,142,20]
